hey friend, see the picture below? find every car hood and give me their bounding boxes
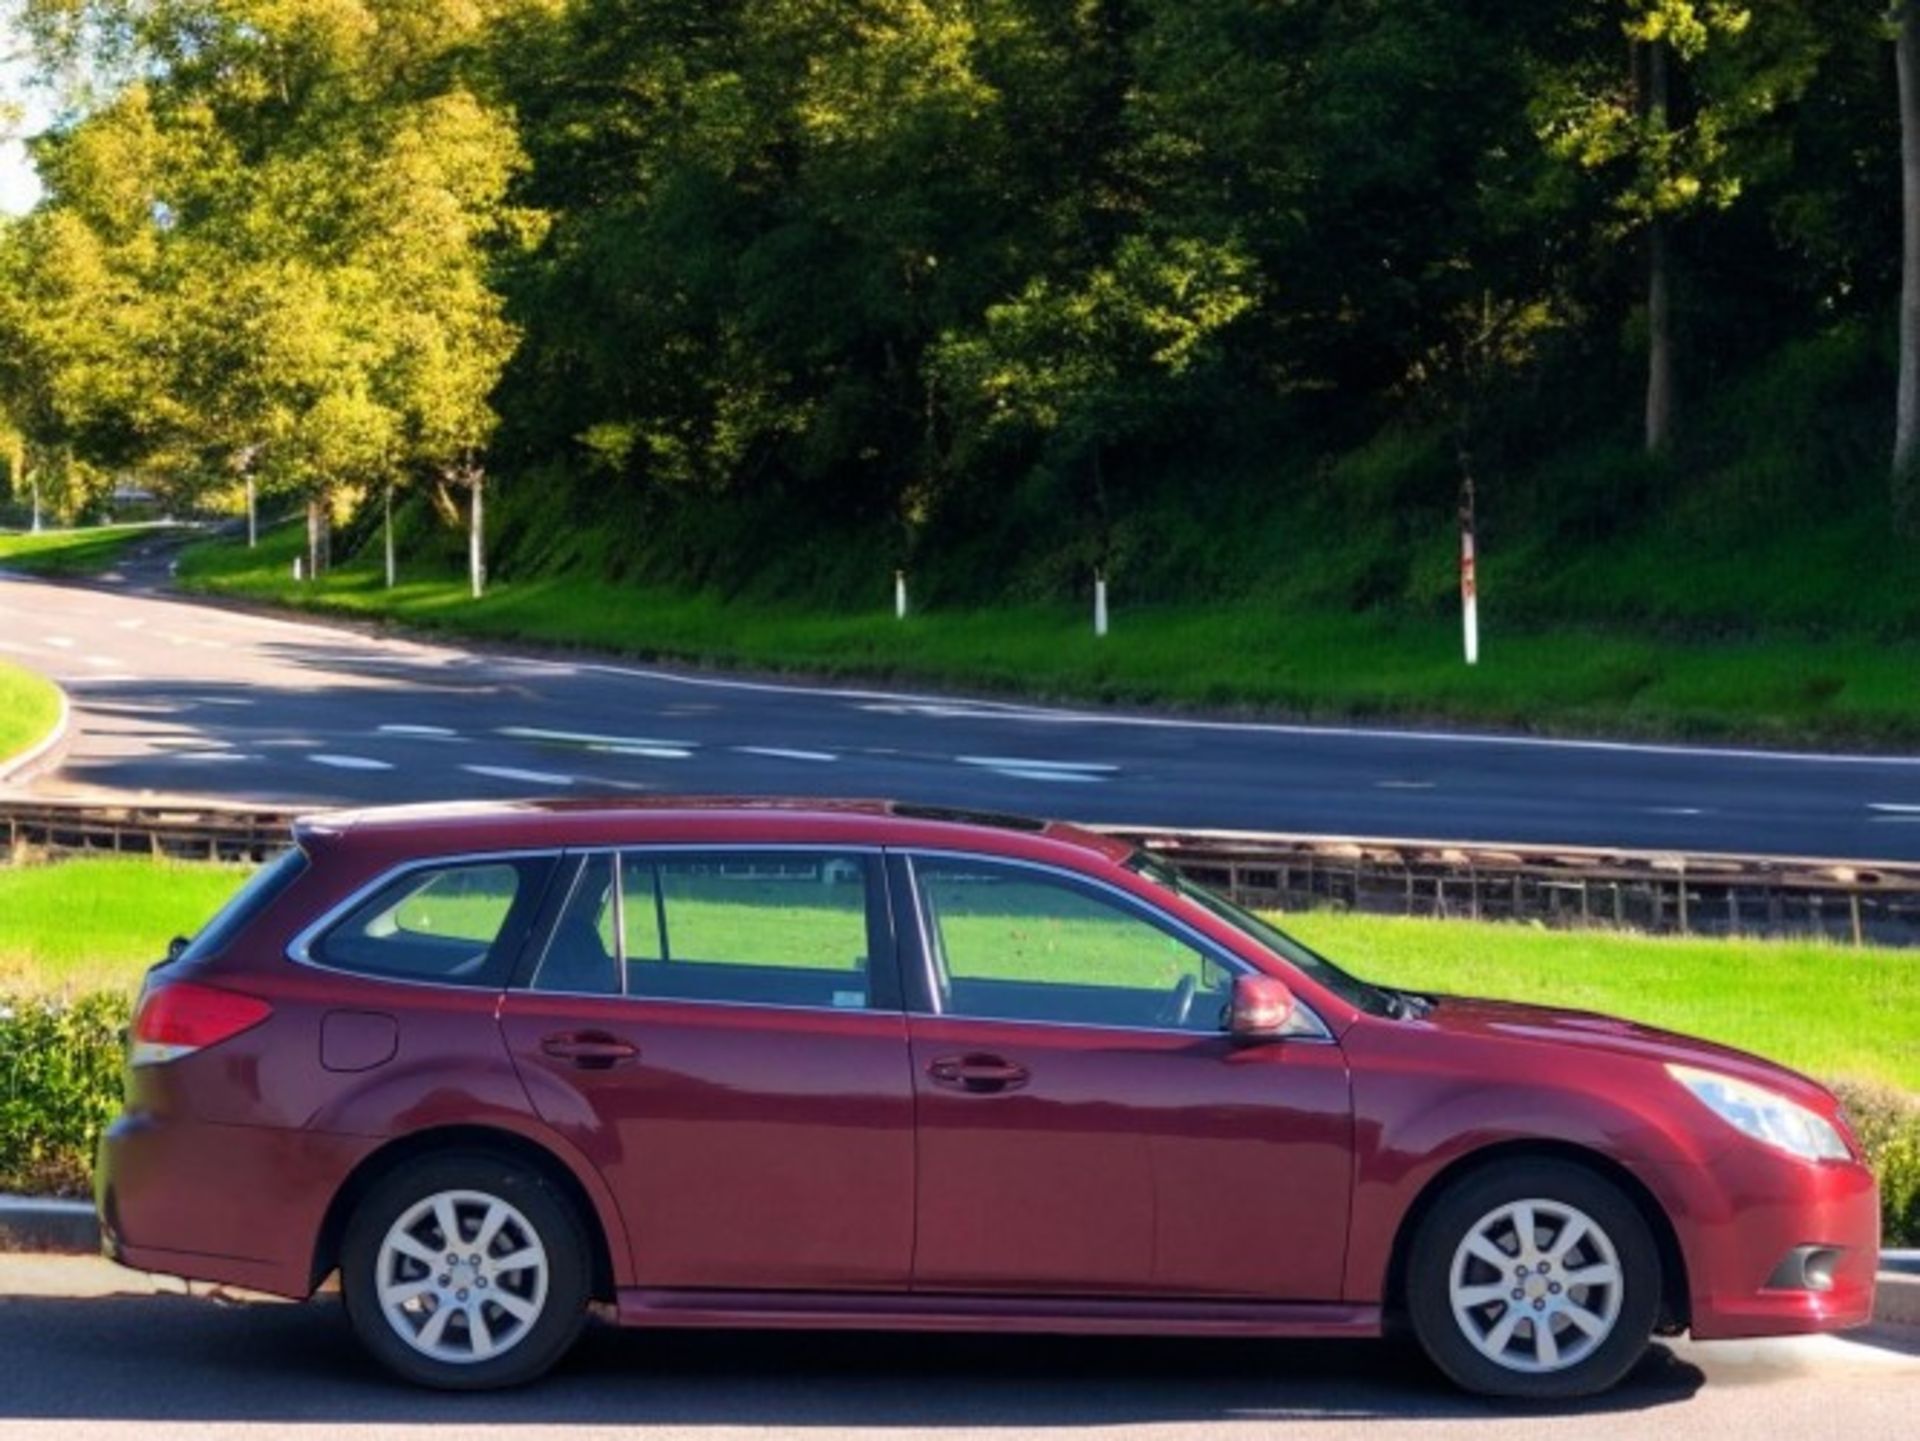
[1412,993,1835,1111]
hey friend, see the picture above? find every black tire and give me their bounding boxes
[339,1150,592,1389]
[1405,1158,1661,1400]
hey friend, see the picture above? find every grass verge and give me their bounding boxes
[176,526,1920,747]
[0,524,171,577]
[0,661,63,771]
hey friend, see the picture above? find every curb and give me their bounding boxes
[0,1195,98,1254]
[0,675,72,789]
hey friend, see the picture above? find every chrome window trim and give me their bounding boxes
[285,847,562,993]
[898,848,1333,1044]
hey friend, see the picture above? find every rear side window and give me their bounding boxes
[310,857,555,986]
[530,851,883,1010]
[181,846,310,962]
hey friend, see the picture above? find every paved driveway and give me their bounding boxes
[1,1256,1913,1441]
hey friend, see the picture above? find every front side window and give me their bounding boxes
[531,851,879,1010]
[912,857,1234,1032]
[312,858,549,985]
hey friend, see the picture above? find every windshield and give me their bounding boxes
[1126,851,1397,1017]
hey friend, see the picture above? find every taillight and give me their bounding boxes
[130,981,272,1066]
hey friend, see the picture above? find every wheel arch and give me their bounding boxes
[310,1124,620,1302]
[1380,1140,1691,1335]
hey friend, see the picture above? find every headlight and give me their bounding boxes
[1667,1064,1851,1162]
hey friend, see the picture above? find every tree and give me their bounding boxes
[1896,1,1920,524]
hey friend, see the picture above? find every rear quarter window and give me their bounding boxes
[307,856,556,986]
[181,846,310,962]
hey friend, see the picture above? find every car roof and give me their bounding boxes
[293,796,1135,868]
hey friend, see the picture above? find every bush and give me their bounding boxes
[3,986,1919,1254]
[0,991,130,1196]
[1833,1079,1920,1249]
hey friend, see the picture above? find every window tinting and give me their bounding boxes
[314,859,543,984]
[914,858,1233,1032]
[182,846,308,962]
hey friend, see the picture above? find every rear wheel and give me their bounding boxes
[340,1151,590,1389]
[1406,1159,1661,1399]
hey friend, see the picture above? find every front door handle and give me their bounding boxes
[927,1053,1030,1094]
[540,1031,640,1070]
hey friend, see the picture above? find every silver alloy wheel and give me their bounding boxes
[374,1188,550,1366]
[1447,1197,1624,1375]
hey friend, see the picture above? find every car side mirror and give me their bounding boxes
[1228,974,1298,1044]
[165,936,190,964]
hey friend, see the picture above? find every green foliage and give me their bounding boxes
[0,990,129,1195]
[1829,1081,1920,1247]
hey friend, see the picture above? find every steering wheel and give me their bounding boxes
[1158,973,1198,1029]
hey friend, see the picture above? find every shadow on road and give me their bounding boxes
[0,1290,1704,1426]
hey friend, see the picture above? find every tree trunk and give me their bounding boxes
[384,485,396,589]
[468,471,486,599]
[1644,37,1674,456]
[1896,4,1920,525]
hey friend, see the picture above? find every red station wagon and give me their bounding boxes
[96,799,1879,1397]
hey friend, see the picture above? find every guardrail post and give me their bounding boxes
[1851,892,1865,947]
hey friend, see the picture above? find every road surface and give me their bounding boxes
[0,1256,1913,1441]
[4,566,1920,859]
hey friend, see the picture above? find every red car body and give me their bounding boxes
[96,799,1877,1377]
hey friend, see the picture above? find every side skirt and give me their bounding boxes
[615,1289,1383,1339]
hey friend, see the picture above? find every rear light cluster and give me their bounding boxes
[130,981,272,1066]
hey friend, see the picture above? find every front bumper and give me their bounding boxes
[1660,1145,1880,1340]
[96,1109,376,1300]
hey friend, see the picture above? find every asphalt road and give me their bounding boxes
[5,563,1920,859]
[0,1256,1913,1441]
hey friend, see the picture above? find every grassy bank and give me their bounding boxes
[0,524,168,577]
[175,526,1920,747]
[0,661,62,769]
[7,855,1918,1089]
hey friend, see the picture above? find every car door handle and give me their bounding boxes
[926,1053,1029,1094]
[540,1031,640,1070]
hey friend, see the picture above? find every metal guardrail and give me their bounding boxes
[1102,826,1920,947]
[5,797,1919,946]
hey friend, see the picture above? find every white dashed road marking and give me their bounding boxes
[499,725,696,750]
[378,724,460,737]
[591,744,694,760]
[956,756,1118,774]
[1868,802,1920,813]
[462,764,577,787]
[309,754,394,771]
[1648,806,1706,816]
[734,746,838,763]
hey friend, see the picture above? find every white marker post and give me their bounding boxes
[384,485,396,589]
[245,475,257,549]
[1460,527,1479,666]
[895,569,907,619]
[293,556,304,581]
[1094,571,1109,638]
[29,475,41,534]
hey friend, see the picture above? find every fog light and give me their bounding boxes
[1765,1245,1841,1292]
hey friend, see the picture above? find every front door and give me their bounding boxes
[499,848,913,1291]
[897,853,1353,1301]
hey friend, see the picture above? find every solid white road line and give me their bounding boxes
[462,764,577,786]
[309,754,394,771]
[955,756,1119,773]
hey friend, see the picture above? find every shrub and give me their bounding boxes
[1833,1079,1920,1249]
[0,991,130,1196]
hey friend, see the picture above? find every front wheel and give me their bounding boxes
[340,1151,591,1389]
[1406,1159,1661,1399]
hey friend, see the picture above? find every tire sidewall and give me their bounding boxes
[1406,1159,1662,1400]
[340,1151,591,1390]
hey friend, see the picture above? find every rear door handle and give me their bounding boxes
[540,1031,640,1070]
[927,1053,1029,1094]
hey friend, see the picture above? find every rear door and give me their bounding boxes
[499,847,914,1291]
[896,851,1353,1301]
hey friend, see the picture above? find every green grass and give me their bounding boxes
[0,524,168,576]
[175,525,1920,746]
[0,858,254,993]
[4,856,1916,1090]
[1282,912,1920,1092]
[0,661,62,768]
